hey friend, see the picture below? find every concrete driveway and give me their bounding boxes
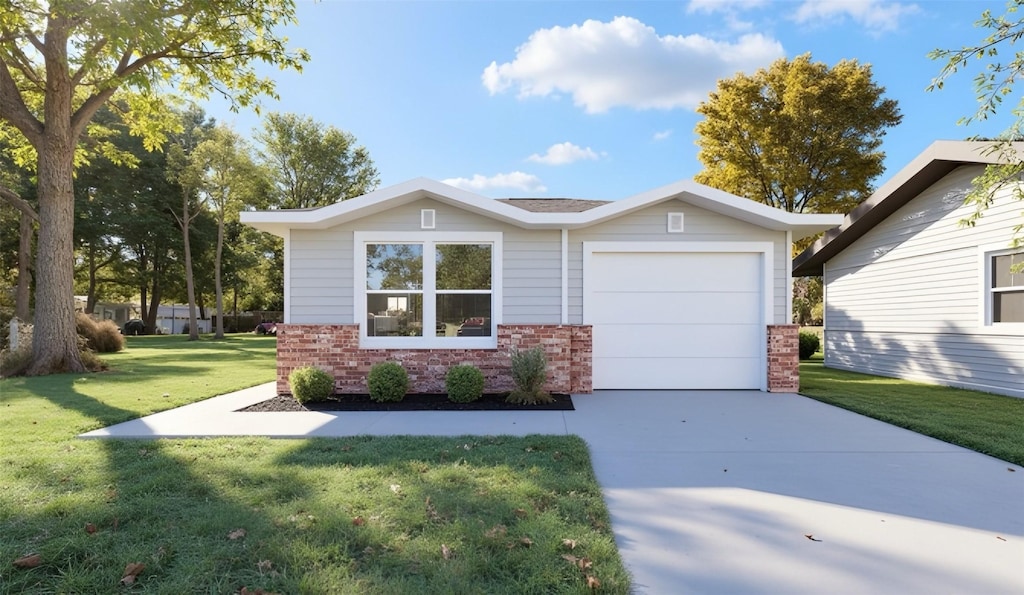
[82,385,1024,594]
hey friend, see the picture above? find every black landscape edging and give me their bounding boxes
[239,392,574,412]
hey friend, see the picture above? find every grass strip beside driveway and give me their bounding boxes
[800,358,1024,467]
[0,335,629,593]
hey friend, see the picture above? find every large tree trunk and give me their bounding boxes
[213,212,225,339]
[15,212,33,321]
[29,129,85,374]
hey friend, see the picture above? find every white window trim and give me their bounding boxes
[979,244,1024,331]
[354,231,502,349]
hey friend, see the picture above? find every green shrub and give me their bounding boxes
[368,361,408,402]
[289,366,335,403]
[799,331,821,360]
[507,346,552,405]
[446,364,485,403]
[75,312,124,353]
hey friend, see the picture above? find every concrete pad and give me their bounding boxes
[80,384,1024,594]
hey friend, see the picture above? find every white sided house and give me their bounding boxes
[794,141,1024,398]
[242,178,841,395]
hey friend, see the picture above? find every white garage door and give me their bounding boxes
[585,250,765,390]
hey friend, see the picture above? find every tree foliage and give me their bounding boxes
[256,112,379,209]
[0,0,307,374]
[929,0,1024,248]
[694,53,902,216]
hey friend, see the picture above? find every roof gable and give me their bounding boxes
[793,141,1022,276]
[240,176,842,239]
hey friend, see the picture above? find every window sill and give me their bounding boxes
[360,336,498,350]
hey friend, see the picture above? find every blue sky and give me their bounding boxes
[205,0,1015,201]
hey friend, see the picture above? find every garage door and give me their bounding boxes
[585,250,765,389]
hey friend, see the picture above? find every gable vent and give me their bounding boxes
[421,209,436,230]
[667,212,684,233]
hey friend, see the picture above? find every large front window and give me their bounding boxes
[990,250,1024,324]
[357,232,501,347]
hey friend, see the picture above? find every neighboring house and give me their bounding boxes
[793,141,1023,398]
[241,178,840,395]
[74,297,138,328]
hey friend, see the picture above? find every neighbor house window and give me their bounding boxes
[356,232,501,347]
[990,250,1024,323]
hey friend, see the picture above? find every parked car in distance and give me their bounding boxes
[254,322,278,335]
[123,319,146,335]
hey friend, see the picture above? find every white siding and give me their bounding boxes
[287,198,561,324]
[568,200,789,324]
[824,165,1024,398]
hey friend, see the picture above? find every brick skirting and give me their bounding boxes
[276,324,593,395]
[767,324,800,392]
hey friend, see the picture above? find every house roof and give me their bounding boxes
[792,140,1022,277]
[240,177,843,240]
[497,198,611,212]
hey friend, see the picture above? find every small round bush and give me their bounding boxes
[799,331,821,360]
[446,364,485,403]
[289,366,335,403]
[368,361,409,402]
[75,312,124,353]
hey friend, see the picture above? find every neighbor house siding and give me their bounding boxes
[567,199,789,325]
[824,164,1024,397]
[286,198,562,325]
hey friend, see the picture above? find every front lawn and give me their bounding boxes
[800,356,1024,466]
[0,335,628,593]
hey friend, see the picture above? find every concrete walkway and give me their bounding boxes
[82,384,1024,594]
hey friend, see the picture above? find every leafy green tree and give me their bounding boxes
[929,0,1024,248]
[256,112,379,209]
[0,0,307,373]
[695,53,902,217]
[189,125,270,338]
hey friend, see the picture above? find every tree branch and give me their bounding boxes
[70,36,109,85]
[0,59,43,147]
[0,184,39,221]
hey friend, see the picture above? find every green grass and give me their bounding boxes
[800,355,1024,466]
[0,335,628,593]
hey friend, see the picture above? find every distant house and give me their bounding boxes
[154,304,211,335]
[241,177,840,395]
[75,297,137,328]
[793,141,1023,398]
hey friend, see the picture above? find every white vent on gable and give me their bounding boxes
[667,212,684,233]
[421,209,436,230]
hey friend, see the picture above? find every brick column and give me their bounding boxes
[767,324,800,392]
[569,325,593,393]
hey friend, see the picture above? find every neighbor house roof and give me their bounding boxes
[792,140,1023,277]
[241,177,843,240]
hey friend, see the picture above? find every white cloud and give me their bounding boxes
[653,129,673,141]
[792,0,920,34]
[482,16,785,114]
[442,171,547,193]
[526,142,602,165]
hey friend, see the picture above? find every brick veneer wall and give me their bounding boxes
[276,324,594,395]
[767,324,800,392]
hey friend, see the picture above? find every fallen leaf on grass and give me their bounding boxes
[257,559,273,572]
[561,539,577,550]
[804,534,822,542]
[352,516,365,526]
[561,554,592,571]
[484,524,507,539]
[425,497,441,522]
[441,544,453,560]
[586,575,601,589]
[13,553,41,568]
[519,537,533,547]
[228,528,247,540]
[85,523,97,534]
[120,562,145,585]
[513,508,528,519]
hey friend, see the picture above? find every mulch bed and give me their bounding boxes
[238,393,574,412]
